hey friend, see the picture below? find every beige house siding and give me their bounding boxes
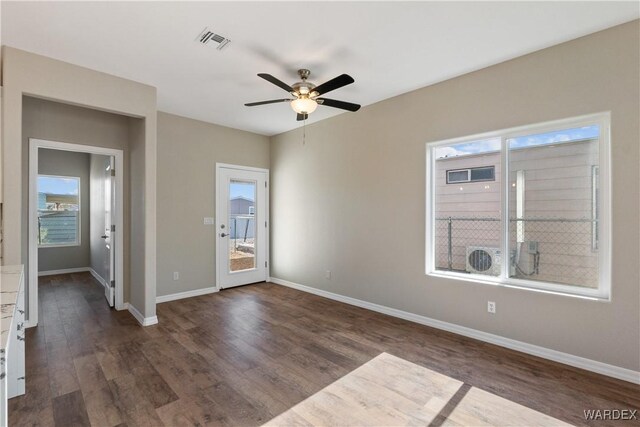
[435,138,598,288]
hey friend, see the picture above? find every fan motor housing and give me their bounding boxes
[292,81,317,97]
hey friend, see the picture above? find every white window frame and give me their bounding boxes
[37,174,81,248]
[425,112,611,300]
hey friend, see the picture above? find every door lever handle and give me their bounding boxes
[220,233,228,238]
[101,235,108,239]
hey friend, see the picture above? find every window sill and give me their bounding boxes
[426,270,610,302]
[38,243,81,249]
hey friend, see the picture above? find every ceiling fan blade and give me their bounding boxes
[317,98,361,112]
[245,99,292,107]
[312,74,354,96]
[296,113,308,121]
[258,73,295,93]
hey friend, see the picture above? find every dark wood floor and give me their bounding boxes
[8,272,639,426]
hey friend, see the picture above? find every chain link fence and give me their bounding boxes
[435,217,598,288]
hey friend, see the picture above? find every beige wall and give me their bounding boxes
[37,148,90,272]
[156,112,269,298]
[270,21,640,371]
[128,117,148,312]
[1,47,157,320]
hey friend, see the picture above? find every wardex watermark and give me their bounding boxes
[584,409,638,421]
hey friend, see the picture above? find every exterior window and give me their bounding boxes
[470,167,495,181]
[426,113,610,299]
[447,170,470,183]
[446,167,495,184]
[37,175,80,247]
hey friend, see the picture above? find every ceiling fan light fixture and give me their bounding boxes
[291,97,317,115]
[248,70,360,119]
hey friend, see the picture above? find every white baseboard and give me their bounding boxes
[38,267,90,276]
[128,304,158,326]
[88,267,109,292]
[156,286,218,304]
[270,277,640,385]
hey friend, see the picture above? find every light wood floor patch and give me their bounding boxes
[264,353,572,427]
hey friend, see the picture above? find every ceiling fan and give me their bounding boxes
[245,69,361,121]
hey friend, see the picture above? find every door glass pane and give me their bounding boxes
[229,180,256,272]
[507,125,600,288]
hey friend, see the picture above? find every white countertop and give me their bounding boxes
[1,265,24,351]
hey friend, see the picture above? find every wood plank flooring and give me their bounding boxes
[8,272,639,426]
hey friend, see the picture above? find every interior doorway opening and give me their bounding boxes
[28,139,125,326]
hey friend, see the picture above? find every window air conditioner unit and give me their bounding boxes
[466,246,501,276]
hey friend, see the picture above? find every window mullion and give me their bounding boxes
[501,136,509,280]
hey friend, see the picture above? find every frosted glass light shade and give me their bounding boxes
[291,98,318,114]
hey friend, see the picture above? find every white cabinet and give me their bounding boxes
[0,342,5,427]
[1,265,26,427]
[6,282,25,398]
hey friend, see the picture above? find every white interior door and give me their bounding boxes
[103,156,115,306]
[216,165,268,289]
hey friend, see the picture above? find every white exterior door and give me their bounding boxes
[216,165,268,289]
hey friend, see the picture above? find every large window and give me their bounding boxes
[37,175,81,247]
[426,113,610,299]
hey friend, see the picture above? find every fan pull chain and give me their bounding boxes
[303,116,306,145]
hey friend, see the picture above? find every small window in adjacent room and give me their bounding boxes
[37,175,81,247]
[426,113,610,299]
[470,166,495,181]
[446,166,495,184]
[447,169,470,183]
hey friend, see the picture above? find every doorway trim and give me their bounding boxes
[215,163,270,290]
[28,138,125,327]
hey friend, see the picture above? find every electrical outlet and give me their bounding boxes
[325,270,331,280]
[487,301,496,314]
[173,272,180,281]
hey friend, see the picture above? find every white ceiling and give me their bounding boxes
[2,1,638,136]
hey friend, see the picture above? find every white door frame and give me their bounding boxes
[28,138,125,327]
[215,163,270,289]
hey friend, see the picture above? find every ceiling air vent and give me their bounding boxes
[196,27,231,50]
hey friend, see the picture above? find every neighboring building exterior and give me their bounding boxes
[37,192,80,246]
[230,196,254,215]
[230,196,255,239]
[434,138,599,288]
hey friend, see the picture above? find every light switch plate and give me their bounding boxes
[204,217,214,225]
